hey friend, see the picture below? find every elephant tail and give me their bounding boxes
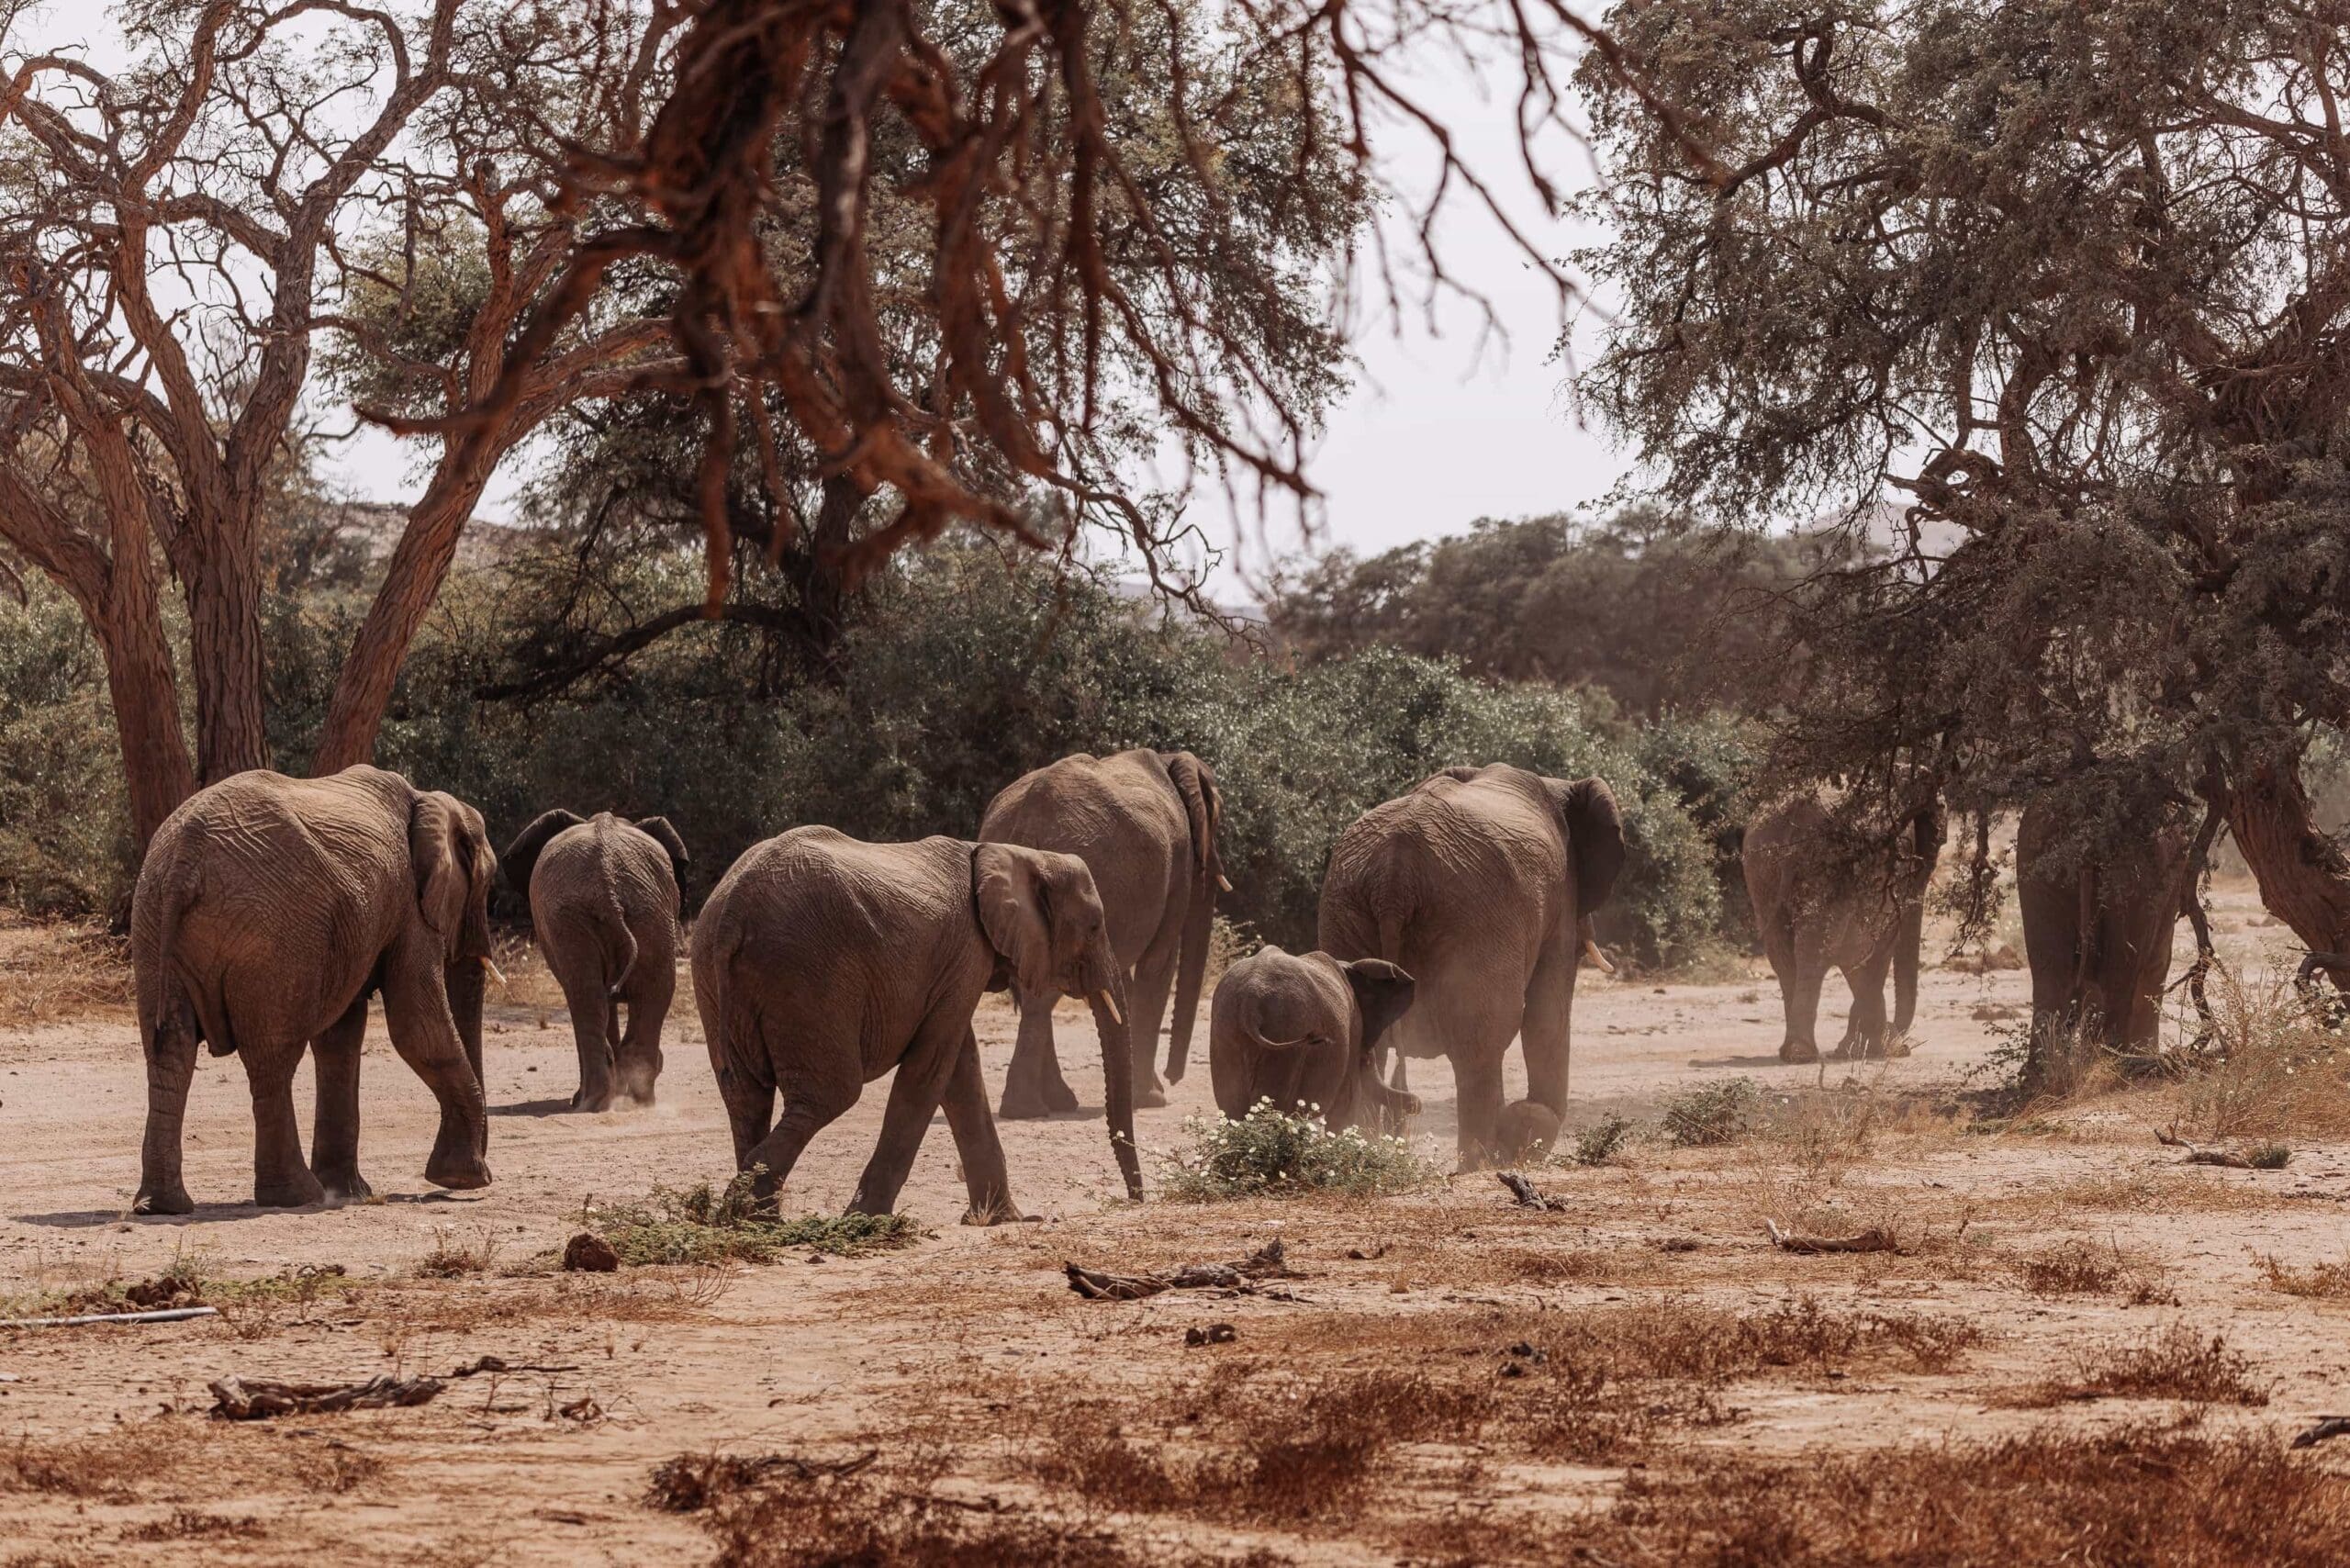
[595,816,640,999]
[144,833,231,1060]
[1161,752,1224,1084]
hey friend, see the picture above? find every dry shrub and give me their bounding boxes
[0,1419,377,1503]
[119,1509,267,1542]
[2013,1325,2270,1407]
[1414,1425,2350,1567]
[2170,971,2350,1142]
[0,919,132,1027]
[416,1224,505,1279]
[2255,1252,2350,1299]
[2011,1242,2175,1305]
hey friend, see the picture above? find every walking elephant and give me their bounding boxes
[130,766,497,1214]
[1207,946,1419,1132]
[2017,792,2197,1067]
[1317,763,1625,1166]
[691,828,1142,1221]
[1742,791,1942,1063]
[501,810,690,1110]
[979,749,1226,1117]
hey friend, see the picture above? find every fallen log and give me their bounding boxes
[209,1373,444,1420]
[2291,1417,2350,1450]
[1497,1172,1570,1212]
[1066,1240,1298,1301]
[1765,1219,1896,1255]
[2154,1128,2282,1169]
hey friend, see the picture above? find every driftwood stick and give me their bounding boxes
[1765,1219,1897,1254]
[209,1373,445,1420]
[0,1305,218,1329]
[2291,1417,2350,1449]
[2153,1127,2272,1169]
[1497,1172,1570,1211]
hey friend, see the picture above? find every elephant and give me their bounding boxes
[1317,763,1626,1166]
[691,828,1142,1220]
[2017,792,2198,1070]
[979,748,1226,1118]
[1741,790,1942,1063]
[500,810,690,1110]
[1206,946,1419,1132]
[129,766,497,1214]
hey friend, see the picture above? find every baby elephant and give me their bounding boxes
[502,811,689,1110]
[1208,946,1419,1132]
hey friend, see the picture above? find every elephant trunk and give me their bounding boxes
[1165,872,1216,1084]
[1086,946,1144,1201]
[445,958,487,1135]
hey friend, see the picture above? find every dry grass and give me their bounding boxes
[2255,1251,2350,1299]
[1404,1424,2350,1566]
[0,1419,381,1503]
[119,1508,269,1542]
[2009,1324,2271,1408]
[0,918,131,1027]
[415,1223,506,1279]
[2009,1241,2177,1305]
[2168,971,2350,1143]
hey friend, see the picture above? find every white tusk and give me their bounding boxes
[480,956,509,988]
[1583,939,1617,976]
[1094,990,1125,1026]
[1215,873,1234,893]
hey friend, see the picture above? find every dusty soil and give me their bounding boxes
[3,880,2348,1563]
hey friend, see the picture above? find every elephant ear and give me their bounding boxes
[1550,776,1627,914]
[414,791,496,959]
[501,809,586,901]
[634,816,693,909]
[1158,751,1223,883]
[1341,958,1416,1048]
[974,844,1055,995]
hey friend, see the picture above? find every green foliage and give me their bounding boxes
[1659,1078,1761,1148]
[1570,1113,1639,1167]
[1159,1101,1437,1201]
[0,587,133,917]
[591,1174,923,1266]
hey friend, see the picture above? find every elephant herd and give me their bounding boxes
[123,753,2199,1223]
[127,756,1627,1221]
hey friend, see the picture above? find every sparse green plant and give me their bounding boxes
[591,1174,923,1266]
[1660,1078,1760,1148]
[1569,1114,1637,1167]
[1159,1102,1437,1201]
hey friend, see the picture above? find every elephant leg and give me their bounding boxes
[377,938,493,1193]
[740,1071,857,1209]
[1520,938,1576,1114]
[309,994,374,1203]
[615,960,673,1105]
[716,1065,777,1170]
[1837,949,1894,1059]
[1132,924,1182,1088]
[1000,989,1076,1119]
[244,1046,324,1209]
[552,950,618,1113]
[1777,924,1829,1064]
[134,1011,202,1216]
[1452,1049,1508,1170]
[849,1010,970,1216]
[939,1025,1024,1225]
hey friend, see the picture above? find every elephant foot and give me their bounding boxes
[133,1182,194,1217]
[1135,1078,1169,1111]
[1778,1040,1821,1064]
[253,1170,327,1209]
[1042,1077,1080,1114]
[570,1087,617,1114]
[998,1090,1055,1121]
[960,1198,1033,1226]
[315,1166,374,1205]
[1883,1034,1914,1059]
[424,1147,492,1193]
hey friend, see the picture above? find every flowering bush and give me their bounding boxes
[1159,1100,1437,1201]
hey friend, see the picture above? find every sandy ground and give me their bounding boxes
[1,880,2347,1562]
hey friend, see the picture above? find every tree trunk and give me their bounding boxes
[311,464,498,772]
[186,542,273,783]
[2225,755,2350,963]
[88,592,198,853]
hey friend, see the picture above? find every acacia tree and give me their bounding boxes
[0,0,668,843]
[1575,0,2350,963]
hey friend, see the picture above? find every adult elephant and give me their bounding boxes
[1742,791,1942,1063]
[1318,764,1625,1166]
[501,810,690,1110]
[979,749,1226,1118]
[2017,792,2198,1068]
[691,828,1142,1221]
[1207,947,1418,1132]
[130,766,497,1215]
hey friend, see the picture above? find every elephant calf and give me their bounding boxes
[2017,792,2197,1068]
[1207,946,1418,1132]
[502,810,690,1110]
[693,828,1143,1221]
[131,766,496,1214]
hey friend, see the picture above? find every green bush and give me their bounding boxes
[0,588,134,917]
[1159,1100,1438,1200]
[1660,1077,1762,1148]
[589,1173,923,1265]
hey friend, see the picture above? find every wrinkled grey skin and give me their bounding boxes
[1742,793,1942,1063]
[1207,946,1418,1132]
[501,811,690,1110]
[1318,764,1626,1167]
[979,748,1225,1118]
[2018,796,2195,1056]
[691,828,1142,1221]
[131,766,496,1214]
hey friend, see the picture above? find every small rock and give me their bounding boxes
[1498,1361,1527,1378]
[562,1232,620,1272]
[1185,1324,1237,1346]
